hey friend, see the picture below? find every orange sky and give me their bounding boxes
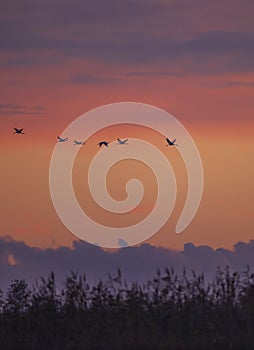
[1,118,253,251]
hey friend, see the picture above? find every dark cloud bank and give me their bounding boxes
[1,236,254,290]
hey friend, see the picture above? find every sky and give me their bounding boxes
[0,0,254,283]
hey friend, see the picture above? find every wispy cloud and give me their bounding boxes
[0,1,254,74]
[0,103,47,115]
[203,81,254,89]
[66,74,124,85]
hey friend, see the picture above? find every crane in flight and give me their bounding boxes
[74,140,86,145]
[97,141,109,148]
[117,138,128,145]
[13,128,25,134]
[57,136,69,143]
[166,137,178,146]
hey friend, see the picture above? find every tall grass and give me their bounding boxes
[0,267,254,349]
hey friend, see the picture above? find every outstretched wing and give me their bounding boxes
[14,128,19,132]
[123,139,128,143]
[166,137,171,144]
[173,139,176,143]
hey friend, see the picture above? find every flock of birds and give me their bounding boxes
[13,128,178,147]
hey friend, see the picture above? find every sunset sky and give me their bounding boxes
[1,0,254,259]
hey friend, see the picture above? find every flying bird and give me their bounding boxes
[97,141,109,147]
[117,138,128,145]
[74,140,86,145]
[57,136,69,143]
[13,128,25,134]
[166,137,178,146]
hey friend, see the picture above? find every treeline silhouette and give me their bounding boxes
[1,267,254,349]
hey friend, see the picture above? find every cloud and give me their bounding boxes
[0,0,254,74]
[118,238,129,248]
[1,236,254,290]
[66,74,124,85]
[203,81,254,89]
[0,103,47,116]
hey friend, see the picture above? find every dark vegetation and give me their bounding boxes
[1,267,254,349]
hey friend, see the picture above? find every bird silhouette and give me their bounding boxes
[13,128,25,134]
[166,137,178,146]
[117,138,128,145]
[97,141,109,147]
[57,136,69,143]
[74,140,86,145]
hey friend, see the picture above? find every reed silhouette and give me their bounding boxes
[0,267,254,349]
